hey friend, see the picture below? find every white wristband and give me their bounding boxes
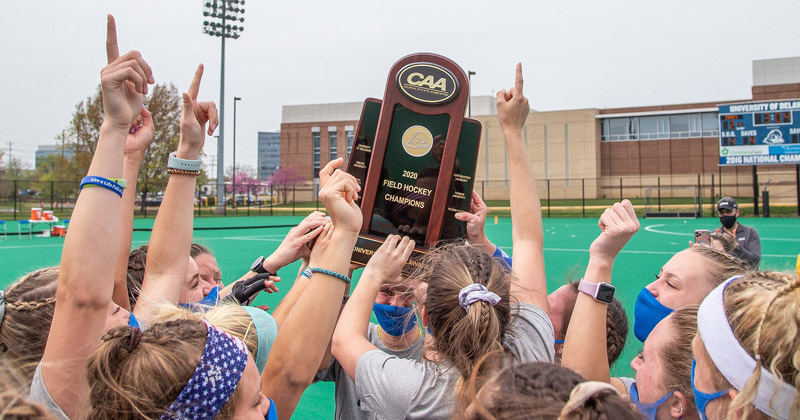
[168,152,202,171]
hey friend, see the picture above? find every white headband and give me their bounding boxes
[697,276,798,420]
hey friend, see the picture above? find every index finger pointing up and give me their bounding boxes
[188,64,204,100]
[514,62,523,95]
[106,14,120,64]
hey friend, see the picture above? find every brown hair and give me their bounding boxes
[0,360,56,420]
[461,361,641,420]
[688,245,750,289]
[559,281,628,365]
[660,305,699,415]
[417,244,511,408]
[704,271,800,419]
[189,243,213,259]
[126,245,148,310]
[0,267,59,382]
[86,319,243,420]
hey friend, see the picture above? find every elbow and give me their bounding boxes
[331,329,348,360]
[280,368,314,392]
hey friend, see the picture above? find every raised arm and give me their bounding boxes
[134,65,217,323]
[41,15,154,418]
[332,234,415,380]
[497,63,548,312]
[561,200,639,384]
[261,158,362,418]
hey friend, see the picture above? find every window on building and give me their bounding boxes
[329,130,338,161]
[312,131,321,178]
[638,116,670,139]
[688,113,702,137]
[702,112,719,136]
[345,128,354,162]
[669,114,690,138]
[601,117,636,141]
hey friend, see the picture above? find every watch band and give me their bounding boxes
[168,152,203,171]
[251,256,268,274]
[578,278,615,304]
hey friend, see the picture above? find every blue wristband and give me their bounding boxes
[80,176,124,198]
[309,267,351,284]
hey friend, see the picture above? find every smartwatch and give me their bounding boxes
[578,278,615,304]
[251,256,268,274]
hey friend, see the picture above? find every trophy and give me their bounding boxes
[347,53,482,270]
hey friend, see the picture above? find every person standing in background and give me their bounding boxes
[712,197,761,268]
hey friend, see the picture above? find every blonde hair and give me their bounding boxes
[86,319,243,420]
[415,244,511,409]
[151,303,259,358]
[0,267,59,382]
[689,245,750,288]
[707,271,800,419]
[660,305,699,414]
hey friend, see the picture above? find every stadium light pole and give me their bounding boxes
[467,71,476,118]
[202,0,245,213]
[233,96,241,208]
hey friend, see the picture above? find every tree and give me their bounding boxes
[267,167,306,203]
[61,83,207,209]
[227,171,265,194]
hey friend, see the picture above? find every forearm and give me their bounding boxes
[504,128,547,310]
[561,257,613,383]
[112,152,144,310]
[262,230,355,418]
[137,166,197,313]
[332,270,380,380]
[58,123,126,304]
[271,262,310,327]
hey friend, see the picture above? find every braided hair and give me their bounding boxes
[416,244,511,409]
[125,245,148,310]
[0,267,59,382]
[86,319,242,420]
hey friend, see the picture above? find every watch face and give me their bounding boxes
[251,256,265,272]
[596,284,615,303]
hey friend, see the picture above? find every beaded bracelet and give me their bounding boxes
[80,176,124,198]
[167,168,201,176]
[309,267,351,284]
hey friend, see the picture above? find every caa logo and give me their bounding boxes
[397,63,459,105]
[402,125,434,157]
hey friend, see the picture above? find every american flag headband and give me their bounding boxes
[160,320,249,420]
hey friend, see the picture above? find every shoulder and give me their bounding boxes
[504,303,555,363]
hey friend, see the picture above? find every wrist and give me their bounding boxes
[262,255,283,274]
[585,256,613,280]
[175,145,200,160]
[100,121,129,142]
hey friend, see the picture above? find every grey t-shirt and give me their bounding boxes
[354,302,554,420]
[28,363,70,420]
[316,322,425,420]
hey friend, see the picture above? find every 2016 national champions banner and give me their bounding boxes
[718,99,800,166]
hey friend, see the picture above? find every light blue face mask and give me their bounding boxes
[691,360,728,420]
[633,288,674,342]
[128,312,140,329]
[373,303,417,337]
[179,286,221,310]
[629,382,673,420]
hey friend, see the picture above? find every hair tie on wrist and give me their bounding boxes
[458,284,501,313]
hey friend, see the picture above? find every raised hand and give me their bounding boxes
[589,199,640,263]
[223,273,281,305]
[267,211,329,270]
[101,14,154,133]
[362,235,415,285]
[496,63,529,134]
[178,65,219,159]
[454,190,491,249]
[308,222,335,267]
[318,158,362,233]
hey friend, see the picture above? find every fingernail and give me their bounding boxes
[142,104,147,110]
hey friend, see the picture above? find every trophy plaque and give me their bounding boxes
[346,53,482,271]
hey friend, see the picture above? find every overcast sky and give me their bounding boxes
[2,0,799,174]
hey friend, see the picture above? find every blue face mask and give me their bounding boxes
[128,312,140,329]
[373,303,417,337]
[629,382,673,420]
[265,397,278,420]
[179,286,220,309]
[691,360,728,420]
[633,288,674,342]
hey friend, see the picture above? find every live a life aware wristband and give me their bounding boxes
[80,176,124,197]
[309,267,351,284]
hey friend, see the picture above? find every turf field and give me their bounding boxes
[1,215,798,419]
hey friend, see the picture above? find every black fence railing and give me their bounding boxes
[2,171,798,221]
